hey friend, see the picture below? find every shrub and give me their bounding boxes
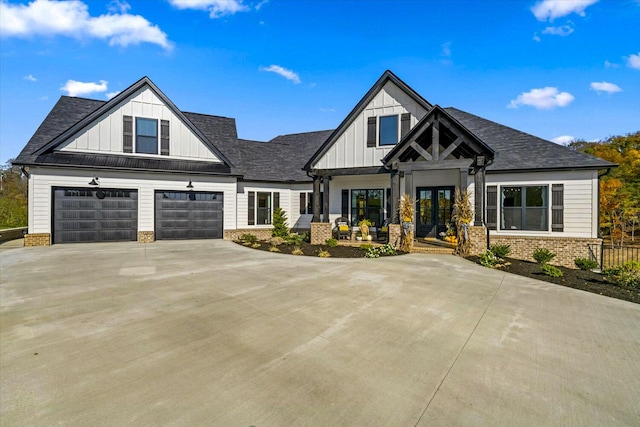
[240,233,257,244]
[603,262,640,288]
[251,242,261,249]
[574,257,599,270]
[269,236,285,246]
[359,243,374,251]
[541,264,563,278]
[269,246,281,253]
[365,248,380,258]
[533,248,556,264]
[479,250,498,268]
[318,249,331,258]
[325,238,338,248]
[301,231,311,243]
[378,243,396,256]
[292,247,304,256]
[286,233,303,246]
[490,244,511,258]
[271,207,290,239]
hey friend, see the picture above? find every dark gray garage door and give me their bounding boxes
[53,188,138,244]
[155,191,223,240]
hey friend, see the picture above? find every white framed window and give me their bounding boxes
[248,191,280,225]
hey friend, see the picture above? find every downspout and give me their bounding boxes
[597,168,611,267]
[484,158,494,251]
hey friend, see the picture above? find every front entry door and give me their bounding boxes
[416,187,454,238]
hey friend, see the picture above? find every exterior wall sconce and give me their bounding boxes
[186,179,194,189]
[88,176,100,186]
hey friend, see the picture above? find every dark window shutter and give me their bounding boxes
[307,192,313,215]
[400,113,411,138]
[341,189,349,217]
[160,120,170,155]
[367,116,377,147]
[248,192,255,225]
[486,185,497,230]
[300,192,306,214]
[123,115,133,153]
[273,192,280,210]
[551,184,564,232]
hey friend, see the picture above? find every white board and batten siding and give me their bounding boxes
[312,81,428,170]
[27,167,237,234]
[486,170,599,238]
[57,87,221,162]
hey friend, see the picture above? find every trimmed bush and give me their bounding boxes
[359,243,374,252]
[318,249,331,258]
[325,238,338,248]
[240,233,257,244]
[269,236,285,246]
[365,248,380,258]
[603,262,640,288]
[269,246,281,253]
[575,258,599,270]
[251,242,261,249]
[292,247,304,256]
[533,248,556,264]
[286,233,303,246]
[490,244,511,258]
[541,264,563,278]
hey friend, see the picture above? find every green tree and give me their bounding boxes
[271,207,290,238]
[0,160,28,229]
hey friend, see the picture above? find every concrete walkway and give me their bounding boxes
[1,240,639,426]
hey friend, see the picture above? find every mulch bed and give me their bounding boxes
[467,256,639,304]
[234,240,403,258]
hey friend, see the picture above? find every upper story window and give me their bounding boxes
[379,115,398,146]
[136,118,158,154]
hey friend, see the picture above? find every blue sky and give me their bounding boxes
[1,0,639,165]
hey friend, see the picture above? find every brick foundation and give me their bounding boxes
[468,226,488,256]
[388,224,401,247]
[490,235,602,268]
[24,233,51,247]
[137,231,155,243]
[224,228,274,241]
[310,222,332,245]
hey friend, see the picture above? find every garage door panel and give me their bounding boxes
[155,191,223,240]
[53,188,137,244]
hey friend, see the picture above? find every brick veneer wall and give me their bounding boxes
[388,224,401,247]
[24,233,51,247]
[468,226,488,256]
[224,228,274,241]
[137,231,155,243]
[490,235,602,268]
[310,222,332,245]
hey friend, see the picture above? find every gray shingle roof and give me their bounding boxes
[444,107,614,172]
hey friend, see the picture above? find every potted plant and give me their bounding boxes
[358,219,372,241]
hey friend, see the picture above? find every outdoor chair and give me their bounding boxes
[377,220,389,242]
[335,217,351,240]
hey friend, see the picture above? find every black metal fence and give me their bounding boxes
[589,243,640,269]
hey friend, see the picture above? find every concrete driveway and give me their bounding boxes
[1,240,639,426]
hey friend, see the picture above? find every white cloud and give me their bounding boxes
[551,135,575,145]
[259,65,300,84]
[60,79,108,97]
[0,0,171,50]
[531,0,598,21]
[508,87,574,109]
[590,81,622,94]
[533,33,541,42]
[441,42,451,57]
[168,0,249,18]
[39,95,48,100]
[319,108,336,113]
[106,91,121,99]
[604,60,619,68]
[542,25,574,36]
[627,52,640,70]
[23,74,37,81]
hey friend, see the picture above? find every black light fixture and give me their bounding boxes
[88,176,99,186]
[186,179,194,189]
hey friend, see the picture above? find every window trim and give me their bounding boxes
[135,117,159,155]
[378,114,399,146]
[248,191,280,226]
[499,184,550,232]
[350,188,385,227]
[299,191,323,215]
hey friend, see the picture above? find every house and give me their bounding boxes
[14,71,613,267]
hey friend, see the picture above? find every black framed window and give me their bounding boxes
[300,191,323,215]
[501,186,548,231]
[351,189,384,226]
[379,115,398,146]
[136,117,158,154]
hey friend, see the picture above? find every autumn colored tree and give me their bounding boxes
[0,161,28,229]
[571,132,640,244]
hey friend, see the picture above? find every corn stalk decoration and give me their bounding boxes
[399,194,415,252]
[452,188,473,256]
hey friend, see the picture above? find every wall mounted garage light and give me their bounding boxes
[186,179,194,189]
[88,176,100,186]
